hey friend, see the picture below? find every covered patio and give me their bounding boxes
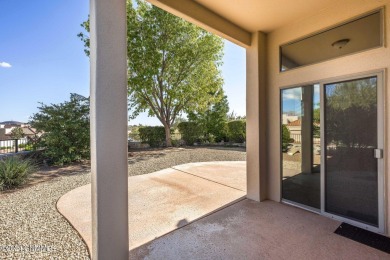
[58,162,246,255]
[131,200,387,259]
[90,0,390,258]
[58,161,387,259]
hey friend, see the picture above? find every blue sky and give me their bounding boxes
[0,0,246,125]
[282,85,320,116]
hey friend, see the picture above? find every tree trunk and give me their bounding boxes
[164,124,172,147]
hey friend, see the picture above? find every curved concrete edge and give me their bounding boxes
[57,184,93,251]
[56,193,92,258]
[57,162,247,253]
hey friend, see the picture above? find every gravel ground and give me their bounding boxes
[0,147,245,259]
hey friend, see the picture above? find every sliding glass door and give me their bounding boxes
[281,84,321,210]
[324,76,380,227]
[281,72,384,232]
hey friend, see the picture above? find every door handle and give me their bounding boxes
[374,149,383,159]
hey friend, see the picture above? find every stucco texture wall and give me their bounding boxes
[266,0,390,234]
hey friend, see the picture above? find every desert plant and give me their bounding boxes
[0,156,37,190]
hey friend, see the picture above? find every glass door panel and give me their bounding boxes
[324,77,378,226]
[281,85,321,209]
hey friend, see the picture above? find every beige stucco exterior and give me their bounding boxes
[148,0,390,236]
[90,0,390,258]
[266,0,389,235]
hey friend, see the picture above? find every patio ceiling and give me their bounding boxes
[194,0,341,33]
[149,0,340,46]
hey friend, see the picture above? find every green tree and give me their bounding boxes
[177,122,203,146]
[79,0,224,146]
[10,127,25,139]
[282,124,293,152]
[30,94,90,165]
[188,90,229,142]
[313,106,320,138]
[227,120,246,143]
[326,78,376,148]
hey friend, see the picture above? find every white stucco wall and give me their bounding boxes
[266,0,390,235]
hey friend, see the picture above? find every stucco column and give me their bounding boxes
[246,31,268,201]
[90,0,128,259]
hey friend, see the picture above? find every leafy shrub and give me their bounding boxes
[282,125,294,152]
[177,122,203,145]
[18,143,33,150]
[227,120,246,143]
[214,124,228,142]
[30,94,90,165]
[138,126,166,147]
[188,93,229,143]
[0,156,37,190]
[19,150,46,167]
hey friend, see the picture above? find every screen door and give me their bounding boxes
[323,76,380,227]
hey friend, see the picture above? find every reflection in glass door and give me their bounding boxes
[281,85,321,210]
[324,77,379,226]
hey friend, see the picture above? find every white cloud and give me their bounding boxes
[282,88,301,100]
[0,62,12,68]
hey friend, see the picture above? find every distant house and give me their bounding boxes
[286,119,301,135]
[281,114,298,125]
[0,121,39,140]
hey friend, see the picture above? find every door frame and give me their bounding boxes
[279,69,386,234]
[319,70,385,234]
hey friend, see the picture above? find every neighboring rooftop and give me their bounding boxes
[0,121,25,126]
[287,119,301,127]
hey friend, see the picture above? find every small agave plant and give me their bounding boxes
[0,156,37,191]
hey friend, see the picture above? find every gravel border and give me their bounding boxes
[0,147,245,259]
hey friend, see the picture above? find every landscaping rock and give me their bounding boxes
[0,147,245,259]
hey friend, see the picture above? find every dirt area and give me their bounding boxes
[0,147,246,196]
[0,162,90,197]
[128,147,186,163]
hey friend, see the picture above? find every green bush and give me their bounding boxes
[177,122,203,145]
[0,156,37,190]
[227,120,246,143]
[18,143,33,150]
[30,94,90,165]
[138,126,166,147]
[282,125,293,152]
[214,124,228,142]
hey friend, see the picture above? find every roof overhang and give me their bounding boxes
[147,0,252,47]
[147,0,342,48]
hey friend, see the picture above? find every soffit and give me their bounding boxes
[194,0,341,33]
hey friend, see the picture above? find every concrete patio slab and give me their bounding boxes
[130,199,389,260]
[172,161,246,191]
[57,161,246,253]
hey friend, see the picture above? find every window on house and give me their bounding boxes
[280,10,383,72]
